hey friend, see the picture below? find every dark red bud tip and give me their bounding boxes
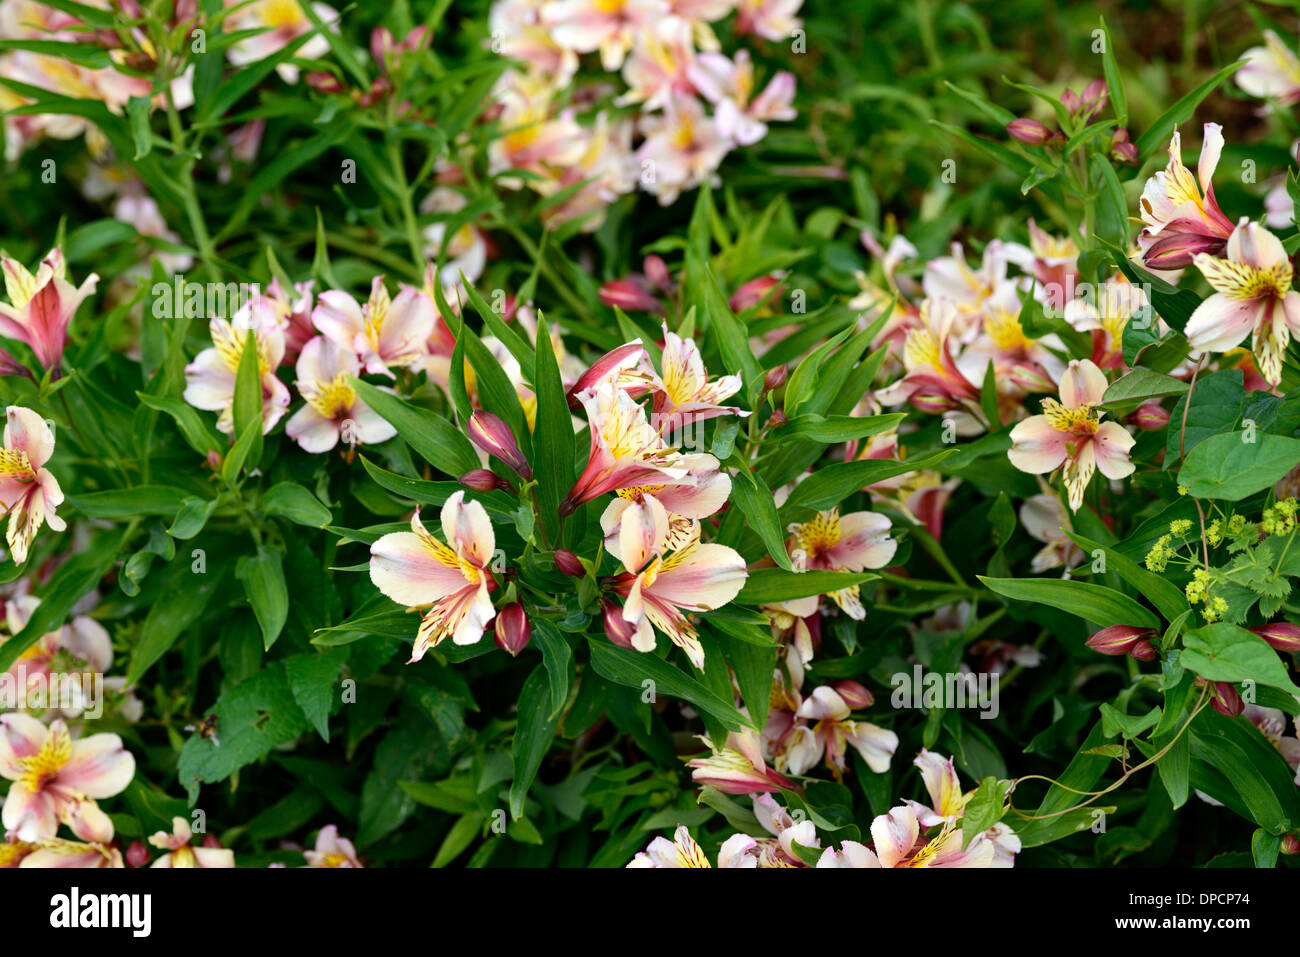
[767,410,787,429]
[494,603,531,657]
[1086,625,1156,656]
[1006,118,1053,146]
[460,468,502,493]
[1209,681,1244,717]
[554,549,584,576]
[763,365,788,392]
[1127,638,1157,662]
[126,841,149,868]
[1281,834,1300,856]
[603,600,636,650]
[202,834,223,848]
[1249,622,1300,653]
[833,680,874,709]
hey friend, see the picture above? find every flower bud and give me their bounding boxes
[763,365,788,393]
[1131,402,1171,430]
[1128,638,1157,662]
[554,549,584,576]
[728,275,782,313]
[459,468,506,493]
[1249,621,1300,653]
[202,834,223,848]
[1209,680,1244,717]
[1059,88,1081,114]
[603,600,637,650]
[1110,128,1138,165]
[306,71,346,94]
[1282,834,1300,855]
[1085,624,1156,656]
[1080,78,1109,121]
[1006,118,1053,146]
[643,254,672,289]
[468,410,531,480]
[767,409,787,429]
[126,841,149,868]
[494,604,531,657]
[833,680,874,709]
[599,278,660,313]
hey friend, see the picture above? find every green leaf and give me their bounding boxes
[262,482,333,528]
[737,568,878,604]
[284,649,347,742]
[1179,432,1300,500]
[1181,623,1300,695]
[781,450,953,511]
[961,777,1010,849]
[68,486,192,519]
[350,379,480,477]
[979,576,1160,629]
[1099,367,1188,411]
[231,329,264,469]
[531,618,574,721]
[126,559,223,685]
[1098,17,1127,125]
[729,466,794,571]
[587,639,751,732]
[1064,532,1188,622]
[532,316,575,544]
[1135,60,1246,161]
[237,546,289,650]
[136,392,222,456]
[510,665,562,819]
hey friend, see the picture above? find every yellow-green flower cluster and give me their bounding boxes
[1184,568,1228,621]
[1261,498,1299,536]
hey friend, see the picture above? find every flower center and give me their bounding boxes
[305,374,356,420]
[16,724,71,791]
[1042,398,1099,436]
[794,511,842,560]
[0,448,35,481]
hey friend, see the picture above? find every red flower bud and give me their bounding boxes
[1128,638,1158,661]
[767,410,788,429]
[1086,625,1156,656]
[1131,402,1171,430]
[468,410,531,480]
[1209,681,1244,717]
[599,278,661,313]
[1249,622,1300,653]
[763,365,788,392]
[554,549,584,576]
[459,468,506,493]
[567,341,646,409]
[1282,834,1300,855]
[494,603,531,657]
[603,600,637,650]
[833,680,874,709]
[729,275,782,313]
[1006,118,1053,146]
[126,841,149,868]
[202,834,223,848]
[643,254,672,289]
[306,72,346,94]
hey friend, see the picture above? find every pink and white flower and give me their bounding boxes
[303,824,363,867]
[286,337,397,453]
[1138,124,1234,270]
[183,301,291,435]
[689,49,796,145]
[0,248,98,373]
[1008,359,1134,511]
[149,817,235,868]
[369,492,499,663]
[0,407,65,564]
[313,277,435,377]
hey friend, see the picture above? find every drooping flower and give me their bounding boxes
[303,825,363,867]
[313,277,435,377]
[0,407,65,564]
[0,248,98,373]
[369,492,499,663]
[183,301,291,435]
[686,728,795,793]
[562,381,692,513]
[608,498,747,669]
[1007,359,1134,510]
[1183,220,1300,387]
[148,817,235,868]
[286,337,397,453]
[0,714,134,843]
[793,685,898,777]
[1138,124,1234,270]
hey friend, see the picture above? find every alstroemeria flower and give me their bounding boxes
[875,299,980,414]
[562,381,692,513]
[1,594,111,716]
[609,498,747,669]
[922,239,1031,326]
[1020,493,1084,574]
[1064,274,1151,370]
[1026,219,1080,314]
[819,804,999,868]
[618,14,697,111]
[902,750,969,826]
[149,817,235,868]
[183,301,291,435]
[226,0,339,84]
[638,325,749,434]
[313,277,435,377]
[1138,124,1234,270]
[626,824,712,868]
[635,94,732,205]
[1007,359,1134,511]
[600,452,731,558]
[0,715,134,843]
[304,824,363,867]
[543,0,669,70]
[0,406,65,564]
[369,492,498,663]
[735,0,802,42]
[957,282,1064,393]
[0,248,98,373]
[1237,30,1300,106]
[1184,220,1300,387]
[686,728,795,794]
[15,838,123,869]
[794,685,898,777]
[776,508,897,620]
[286,336,396,453]
[688,49,796,145]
